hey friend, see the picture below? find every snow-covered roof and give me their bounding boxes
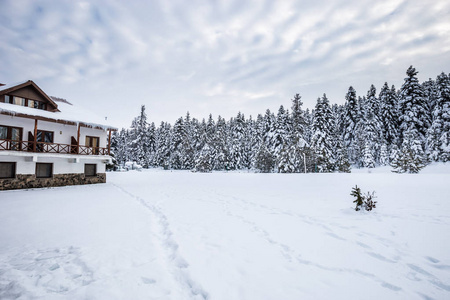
[0,80,30,91]
[0,101,117,130]
[0,80,117,130]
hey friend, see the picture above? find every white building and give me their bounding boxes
[0,80,117,190]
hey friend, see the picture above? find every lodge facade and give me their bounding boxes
[0,80,117,190]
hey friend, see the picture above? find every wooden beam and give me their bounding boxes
[108,129,112,156]
[33,119,38,152]
[77,123,81,154]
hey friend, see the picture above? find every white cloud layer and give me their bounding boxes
[1,0,449,127]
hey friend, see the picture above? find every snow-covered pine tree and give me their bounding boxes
[169,117,185,169]
[379,83,400,147]
[254,141,275,173]
[231,112,247,169]
[242,116,255,169]
[129,105,150,167]
[427,72,450,161]
[180,112,195,170]
[146,122,156,167]
[379,142,389,166]
[272,105,290,169]
[392,128,427,173]
[363,139,376,168]
[194,143,213,172]
[110,128,130,166]
[311,94,335,172]
[363,85,382,166]
[154,122,172,169]
[334,136,351,173]
[212,115,228,170]
[422,77,439,114]
[398,66,431,145]
[342,86,360,164]
[291,93,307,139]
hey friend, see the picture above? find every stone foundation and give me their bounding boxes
[0,173,106,191]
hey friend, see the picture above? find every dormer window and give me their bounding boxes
[4,95,47,110]
[28,100,38,108]
[13,96,25,106]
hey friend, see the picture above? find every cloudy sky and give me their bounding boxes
[1,0,449,128]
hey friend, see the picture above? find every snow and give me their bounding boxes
[1,165,450,299]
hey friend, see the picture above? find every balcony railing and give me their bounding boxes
[0,139,109,155]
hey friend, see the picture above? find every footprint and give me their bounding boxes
[408,264,432,277]
[381,282,402,291]
[367,252,397,263]
[426,257,439,264]
[326,232,346,241]
[141,277,156,284]
[356,242,371,249]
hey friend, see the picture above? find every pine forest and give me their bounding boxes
[110,66,450,173]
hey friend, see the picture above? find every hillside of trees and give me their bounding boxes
[110,66,450,173]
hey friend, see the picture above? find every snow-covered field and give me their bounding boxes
[1,165,450,300]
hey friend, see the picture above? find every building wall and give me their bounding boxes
[0,153,108,190]
[0,115,108,147]
[0,153,107,174]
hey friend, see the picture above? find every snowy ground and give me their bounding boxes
[1,165,450,300]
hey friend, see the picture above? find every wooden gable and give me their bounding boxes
[0,80,59,112]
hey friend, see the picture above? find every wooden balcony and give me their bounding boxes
[0,139,110,155]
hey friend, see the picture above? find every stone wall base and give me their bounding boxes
[0,173,106,191]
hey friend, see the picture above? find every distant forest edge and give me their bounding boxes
[110,66,450,173]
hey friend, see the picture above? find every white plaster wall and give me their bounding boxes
[79,127,108,148]
[0,153,107,174]
[0,115,109,148]
[0,115,35,140]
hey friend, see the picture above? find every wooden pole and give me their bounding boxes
[108,129,112,155]
[33,119,38,152]
[77,123,81,154]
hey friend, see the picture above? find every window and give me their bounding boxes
[4,94,47,110]
[37,130,54,143]
[0,125,22,150]
[36,163,52,178]
[0,126,7,139]
[84,164,97,177]
[0,162,16,179]
[13,96,25,106]
[36,130,54,152]
[86,136,100,154]
[28,100,39,108]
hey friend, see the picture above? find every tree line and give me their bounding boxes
[110,66,450,173]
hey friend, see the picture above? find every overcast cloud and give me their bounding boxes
[1,0,449,127]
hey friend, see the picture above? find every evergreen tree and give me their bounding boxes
[311,94,335,172]
[363,85,382,166]
[379,142,389,166]
[398,66,430,144]
[379,83,399,146]
[254,142,275,173]
[194,143,213,172]
[334,136,351,172]
[392,128,427,173]
[291,93,307,139]
[272,105,290,166]
[427,72,450,161]
[129,105,150,167]
[342,86,359,164]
